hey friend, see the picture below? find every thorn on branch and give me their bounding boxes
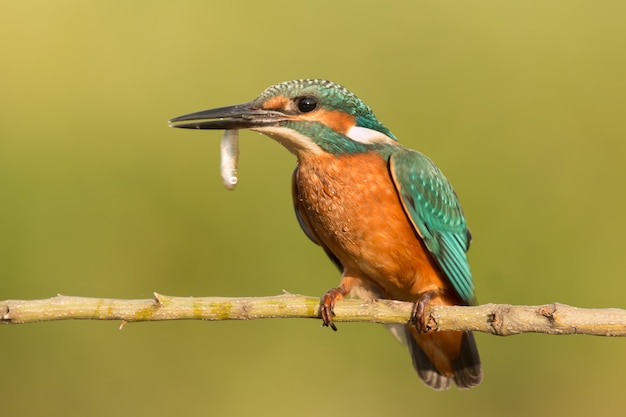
[153,292,165,308]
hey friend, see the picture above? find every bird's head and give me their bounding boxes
[169,79,397,156]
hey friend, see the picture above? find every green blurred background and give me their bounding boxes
[2,1,625,416]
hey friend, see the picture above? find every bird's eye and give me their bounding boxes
[297,96,318,113]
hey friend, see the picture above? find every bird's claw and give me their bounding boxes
[320,287,345,331]
[410,290,436,333]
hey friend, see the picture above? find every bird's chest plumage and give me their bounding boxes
[295,152,443,299]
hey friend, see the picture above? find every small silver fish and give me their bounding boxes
[220,129,239,190]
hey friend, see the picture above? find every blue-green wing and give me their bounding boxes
[389,149,476,305]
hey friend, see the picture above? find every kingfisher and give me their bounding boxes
[169,79,482,390]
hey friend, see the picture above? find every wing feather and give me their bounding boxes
[389,149,476,304]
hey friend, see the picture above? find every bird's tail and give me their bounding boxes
[405,326,482,390]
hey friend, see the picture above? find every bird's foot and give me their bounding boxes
[410,290,437,333]
[320,287,347,331]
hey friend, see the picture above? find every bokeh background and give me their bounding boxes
[2,1,625,416]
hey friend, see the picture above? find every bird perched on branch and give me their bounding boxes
[169,79,482,390]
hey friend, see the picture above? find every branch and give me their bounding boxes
[1,293,625,336]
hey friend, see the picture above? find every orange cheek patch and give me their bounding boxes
[261,96,356,134]
[302,110,355,134]
[262,95,289,110]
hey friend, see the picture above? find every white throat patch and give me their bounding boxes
[346,126,396,145]
[252,126,323,156]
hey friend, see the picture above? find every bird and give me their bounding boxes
[169,79,482,390]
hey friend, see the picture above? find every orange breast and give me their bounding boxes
[295,151,454,302]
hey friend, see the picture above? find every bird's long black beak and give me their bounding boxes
[169,101,286,130]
